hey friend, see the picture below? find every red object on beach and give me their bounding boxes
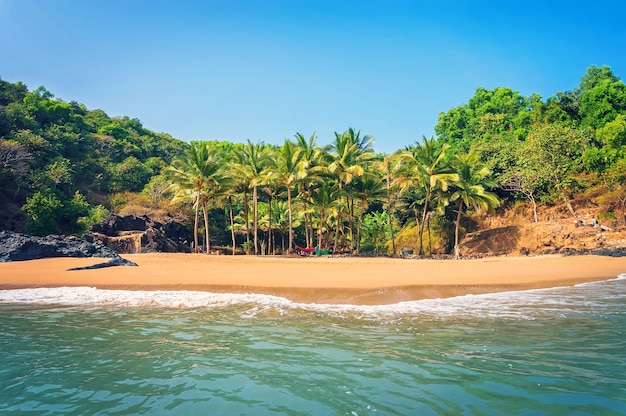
[295,245,316,254]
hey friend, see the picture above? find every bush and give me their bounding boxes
[22,189,63,235]
[77,204,110,235]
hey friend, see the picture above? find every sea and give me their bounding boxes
[1,275,625,416]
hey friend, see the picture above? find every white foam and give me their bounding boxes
[0,286,294,309]
[0,275,624,319]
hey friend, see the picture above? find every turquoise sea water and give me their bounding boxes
[1,275,625,415]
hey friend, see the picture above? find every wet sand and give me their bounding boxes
[1,253,625,304]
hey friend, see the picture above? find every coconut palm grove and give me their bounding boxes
[1,65,625,256]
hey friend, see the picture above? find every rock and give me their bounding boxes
[67,257,138,270]
[0,230,119,262]
[84,214,191,254]
[461,225,520,256]
[89,215,149,235]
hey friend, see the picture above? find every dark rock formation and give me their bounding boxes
[67,256,138,270]
[0,230,119,262]
[84,214,191,254]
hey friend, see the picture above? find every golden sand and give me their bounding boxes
[1,253,625,304]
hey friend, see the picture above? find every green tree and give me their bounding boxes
[523,124,589,215]
[142,174,173,208]
[77,204,110,235]
[0,139,31,195]
[22,189,63,236]
[450,151,500,255]
[294,132,326,247]
[600,156,626,225]
[328,128,375,252]
[583,114,626,173]
[436,87,534,153]
[231,140,273,254]
[579,65,626,130]
[351,173,386,253]
[306,180,341,252]
[109,156,152,193]
[375,154,400,256]
[166,142,222,252]
[543,91,581,125]
[361,211,390,254]
[272,138,307,254]
[397,137,457,256]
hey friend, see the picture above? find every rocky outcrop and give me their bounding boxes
[460,219,626,258]
[67,256,138,270]
[84,214,191,254]
[0,230,120,262]
[461,225,521,256]
[0,230,138,269]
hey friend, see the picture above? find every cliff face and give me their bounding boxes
[84,215,191,254]
[461,210,626,258]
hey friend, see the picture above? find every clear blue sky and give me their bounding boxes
[2,0,625,153]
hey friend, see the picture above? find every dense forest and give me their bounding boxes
[1,65,625,256]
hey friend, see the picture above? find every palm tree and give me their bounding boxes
[350,173,386,253]
[450,151,500,257]
[294,132,327,248]
[261,167,281,255]
[272,138,307,254]
[375,154,400,256]
[397,137,457,256]
[166,141,222,253]
[361,211,390,254]
[270,200,296,253]
[328,128,375,252]
[231,140,272,255]
[306,180,341,252]
[213,175,239,255]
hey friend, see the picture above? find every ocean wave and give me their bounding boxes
[1,275,624,319]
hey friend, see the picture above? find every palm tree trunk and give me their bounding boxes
[385,162,396,257]
[333,214,340,253]
[268,197,274,255]
[253,185,259,255]
[388,210,396,257]
[413,208,420,253]
[318,212,324,253]
[243,189,250,255]
[193,193,200,252]
[304,212,310,247]
[203,203,210,254]
[287,187,293,254]
[333,183,343,253]
[357,205,365,254]
[418,188,430,256]
[229,196,236,255]
[348,197,355,252]
[454,199,464,256]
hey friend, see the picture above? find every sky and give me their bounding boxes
[1,0,626,154]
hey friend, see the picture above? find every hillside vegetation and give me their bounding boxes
[1,65,625,256]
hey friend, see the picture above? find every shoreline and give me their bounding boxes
[1,253,625,305]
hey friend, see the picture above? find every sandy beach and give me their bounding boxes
[1,253,625,304]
